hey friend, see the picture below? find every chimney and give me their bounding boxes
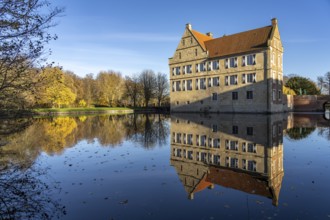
[186,23,192,30]
[206,32,213,38]
[271,18,278,26]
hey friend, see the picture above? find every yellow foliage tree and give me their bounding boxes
[37,67,76,108]
[283,85,296,95]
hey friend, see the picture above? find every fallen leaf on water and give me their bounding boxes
[119,200,128,205]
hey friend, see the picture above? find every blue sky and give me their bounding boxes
[48,0,330,81]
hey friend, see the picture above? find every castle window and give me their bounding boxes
[212,93,217,101]
[212,77,220,86]
[247,127,253,136]
[232,126,238,134]
[213,139,220,148]
[213,155,220,165]
[212,60,220,70]
[242,54,256,66]
[195,63,205,72]
[175,67,180,75]
[278,90,282,101]
[226,75,237,85]
[188,151,193,160]
[247,91,253,99]
[187,80,192,90]
[247,143,256,153]
[232,92,238,100]
[247,160,256,171]
[186,65,192,74]
[175,81,181,91]
[225,57,237,68]
[200,78,206,90]
[208,61,212,71]
[243,73,256,83]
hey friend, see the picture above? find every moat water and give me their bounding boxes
[0,113,330,219]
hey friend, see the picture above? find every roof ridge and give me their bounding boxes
[206,25,272,42]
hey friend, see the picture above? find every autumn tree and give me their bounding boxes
[139,70,156,107]
[124,76,142,107]
[0,0,63,109]
[36,67,76,108]
[155,72,169,107]
[95,71,124,106]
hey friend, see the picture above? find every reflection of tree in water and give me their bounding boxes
[0,114,170,164]
[317,127,330,140]
[286,127,316,140]
[126,114,170,149]
[0,163,66,219]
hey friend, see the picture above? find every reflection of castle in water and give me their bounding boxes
[170,113,285,206]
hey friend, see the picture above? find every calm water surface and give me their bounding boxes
[1,113,330,219]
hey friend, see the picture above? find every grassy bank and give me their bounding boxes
[33,107,134,116]
[34,107,132,113]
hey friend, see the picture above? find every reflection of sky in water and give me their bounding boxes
[1,114,330,219]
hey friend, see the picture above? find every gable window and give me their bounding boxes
[225,57,237,68]
[182,39,185,46]
[212,93,217,101]
[195,49,198,56]
[190,37,193,44]
[212,77,220,86]
[242,54,256,66]
[179,52,181,59]
[232,92,238,100]
[247,91,253,99]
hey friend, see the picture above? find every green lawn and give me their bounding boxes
[34,107,132,112]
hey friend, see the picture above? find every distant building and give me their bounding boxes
[170,113,284,206]
[169,19,284,113]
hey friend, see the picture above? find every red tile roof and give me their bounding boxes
[191,30,213,50]
[192,25,273,57]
